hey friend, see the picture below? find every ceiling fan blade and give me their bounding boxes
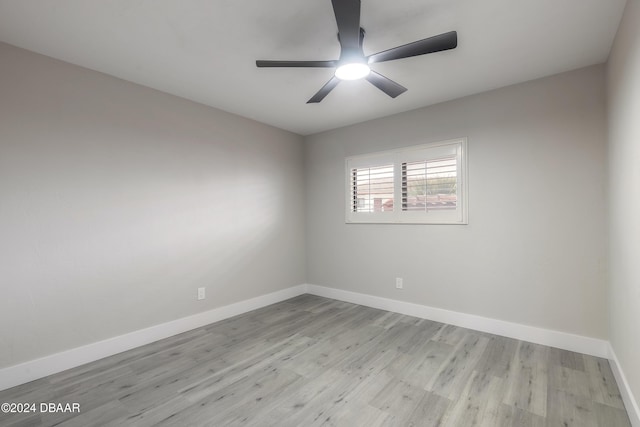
[368,31,457,64]
[331,0,361,53]
[256,60,337,68]
[365,71,407,98]
[307,77,341,103]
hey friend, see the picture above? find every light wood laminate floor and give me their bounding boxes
[0,295,631,426]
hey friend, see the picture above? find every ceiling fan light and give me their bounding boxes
[335,63,370,80]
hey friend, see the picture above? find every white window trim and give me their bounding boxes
[345,138,468,225]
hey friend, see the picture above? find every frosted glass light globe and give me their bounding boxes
[335,63,370,80]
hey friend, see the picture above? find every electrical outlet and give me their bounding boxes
[395,278,403,289]
[197,287,206,300]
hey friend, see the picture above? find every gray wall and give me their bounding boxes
[306,65,608,339]
[0,42,306,369]
[607,0,640,409]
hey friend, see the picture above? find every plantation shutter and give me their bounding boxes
[401,157,457,212]
[350,164,394,213]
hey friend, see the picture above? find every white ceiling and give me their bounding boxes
[0,0,627,135]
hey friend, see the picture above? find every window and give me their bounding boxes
[351,164,394,213]
[346,138,468,224]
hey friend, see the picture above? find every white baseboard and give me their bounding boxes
[306,284,610,358]
[609,344,640,427]
[0,284,308,392]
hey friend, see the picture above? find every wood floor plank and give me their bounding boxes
[426,332,490,400]
[371,311,403,330]
[0,295,632,426]
[475,335,519,379]
[546,389,599,427]
[549,347,586,372]
[502,341,548,417]
[104,395,193,427]
[257,350,400,427]
[156,366,303,426]
[55,400,130,427]
[369,378,427,420]
[286,325,382,379]
[548,364,592,399]
[441,370,504,427]
[398,320,444,355]
[431,323,468,346]
[584,356,627,409]
[3,412,43,427]
[492,404,546,427]
[594,401,633,427]
[307,401,395,427]
[244,367,363,427]
[404,391,451,427]
[178,334,314,402]
[386,340,454,390]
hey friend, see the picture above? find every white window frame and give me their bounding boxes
[345,138,468,224]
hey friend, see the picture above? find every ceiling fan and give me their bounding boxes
[256,0,458,103]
